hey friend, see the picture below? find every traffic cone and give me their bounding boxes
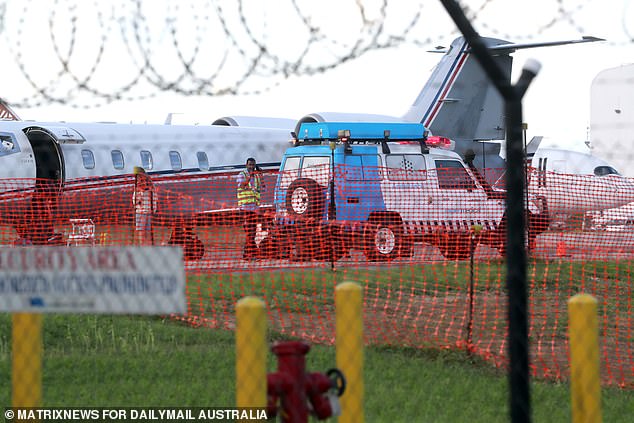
[556,240,568,257]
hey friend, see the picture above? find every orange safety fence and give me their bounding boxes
[0,168,632,389]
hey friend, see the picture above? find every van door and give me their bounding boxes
[338,154,383,222]
[380,153,429,228]
[434,159,503,231]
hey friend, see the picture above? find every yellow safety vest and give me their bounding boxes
[237,170,261,206]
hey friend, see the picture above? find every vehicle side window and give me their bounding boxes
[435,160,476,190]
[81,149,95,169]
[111,150,124,170]
[169,151,182,171]
[363,155,382,181]
[343,155,382,181]
[385,154,426,181]
[301,156,330,186]
[140,150,153,170]
[197,152,209,171]
[280,156,301,189]
[343,155,363,181]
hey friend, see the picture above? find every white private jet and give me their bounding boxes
[0,35,630,256]
[489,136,634,217]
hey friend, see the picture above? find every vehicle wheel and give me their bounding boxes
[258,235,280,259]
[399,234,414,259]
[323,224,347,262]
[290,221,316,261]
[438,232,472,260]
[286,178,325,222]
[364,221,402,262]
[183,235,205,261]
[169,227,205,261]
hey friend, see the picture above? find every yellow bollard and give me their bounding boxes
[236,297,267,410]
[12,313,43,408]
[568,294,602,423]
[336,282,364,423]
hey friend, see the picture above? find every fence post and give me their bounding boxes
[568,294,602,423]
[336,282,364,423]
[12,313,43,408]
[236,297,267,410]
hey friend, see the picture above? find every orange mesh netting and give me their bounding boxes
[0,168,631,388]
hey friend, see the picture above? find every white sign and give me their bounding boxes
[0,246,185,314]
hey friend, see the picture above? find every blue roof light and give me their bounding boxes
[298,122,427,140]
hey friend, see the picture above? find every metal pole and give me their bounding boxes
[505,97,531,422]
[329,143,337,271]
[466,230,475,353]
[439,2,541,422]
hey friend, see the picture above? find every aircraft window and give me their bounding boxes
[280,156,301,189]
[0,134,20,156]
[301,156,331,186]
[197,152,209,170]
[140,150,153,170]
[169,151,182,171]
[435,160,476,190]
[111,150,124,170]
[81,149,95,169]
[594,166,620,176]
[385,154,426,181]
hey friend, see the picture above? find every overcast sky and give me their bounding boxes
[2,0,633,151]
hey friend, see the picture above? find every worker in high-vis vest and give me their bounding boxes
[236,157,261,260]
[132,166,157,245]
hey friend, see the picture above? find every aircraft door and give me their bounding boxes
[23,126,78,191]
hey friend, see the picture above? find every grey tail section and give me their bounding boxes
[402,36,604,143]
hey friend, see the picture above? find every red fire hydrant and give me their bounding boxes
[267,341,346,422]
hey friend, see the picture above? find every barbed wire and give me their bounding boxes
[0,0,631,110]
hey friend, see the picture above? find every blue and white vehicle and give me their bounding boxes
[264,122,548,261]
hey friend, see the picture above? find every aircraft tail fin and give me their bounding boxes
[402,36,604,142]
[525,136,544,156]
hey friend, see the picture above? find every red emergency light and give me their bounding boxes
[426,135,452,149]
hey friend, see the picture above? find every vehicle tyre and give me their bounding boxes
[184,235,205,261]
[258,235,280,259]
[169,227,205,261]
[438,232,472,260]
[399,233,414,259]
[323,224,347,262]
[285,178,325,222]
[364,220,402,262]
[291,221,316,261]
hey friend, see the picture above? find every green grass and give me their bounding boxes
[1,257,631,420]
[0,314,632,422]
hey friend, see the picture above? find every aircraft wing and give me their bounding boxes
[482,36,605,53]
